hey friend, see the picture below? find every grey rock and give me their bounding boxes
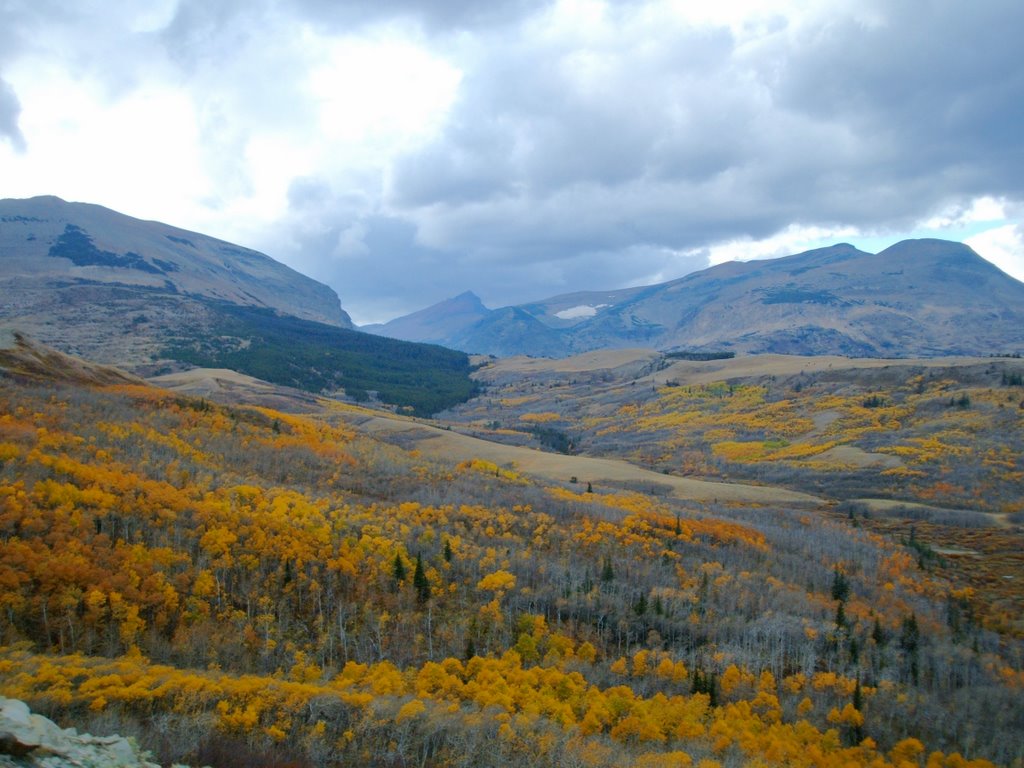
[0,696,171,768]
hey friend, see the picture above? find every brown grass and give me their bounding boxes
[360,414,821,506]
[149,367,326,413]
[0,329,144,387]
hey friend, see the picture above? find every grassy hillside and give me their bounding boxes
[0,373,1021,767]
[162,302,478,416]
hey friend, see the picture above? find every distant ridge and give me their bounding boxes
[372,239,1024,358]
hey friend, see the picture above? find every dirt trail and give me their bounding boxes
[359,414,821,506]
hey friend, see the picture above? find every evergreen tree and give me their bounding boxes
[690,669,703,695]
[900,613,921,686]
[393,552,407,582]
[634,592,648,616]
[690,669,718,707]
[413,553,430,603]
[900,613,920,653]
[872,616,887,647]
[851,678,865,743]
[697,571,710,611]
[831,568,850,602]
[443,539,453,562]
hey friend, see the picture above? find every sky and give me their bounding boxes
[1,0,1023,325]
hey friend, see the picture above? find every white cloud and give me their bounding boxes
[677,223,861,268]
[2,62,209,224]
[922,196,1008,230]
[965,224,1024,283]
[307,35,461,150]
[333,221,372,260]
[126,0,179,34]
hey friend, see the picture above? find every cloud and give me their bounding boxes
[384,0,1024,273]
[965,224,1024,284]
[0,78,26,152]
[288,0,554,32]
[774,0,1024,202]
[200,0,1024,318]
[2,0,1022,323]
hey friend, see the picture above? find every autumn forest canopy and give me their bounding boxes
[0,355,1022,767]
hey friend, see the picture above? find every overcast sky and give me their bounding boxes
[2,0,1022,324]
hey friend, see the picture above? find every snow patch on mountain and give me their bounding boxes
[555,304,608,320]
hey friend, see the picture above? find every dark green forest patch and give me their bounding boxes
[163,302,478,415]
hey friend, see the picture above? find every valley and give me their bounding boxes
[0,198,480,417]
[1,335,1021,767]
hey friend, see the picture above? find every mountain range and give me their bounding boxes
[4,195,1023,372]
[368,240,1024,357]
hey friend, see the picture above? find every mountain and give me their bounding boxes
[365,290,491,344]
[0,196,477,415]
[446,305,568,358]
[375,240,1024,358]
[366,297,578,359]
[0,195,352,365]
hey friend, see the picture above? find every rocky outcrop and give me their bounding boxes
[0,696,188,768]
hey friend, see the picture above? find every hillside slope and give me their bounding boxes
[440,348,1024,633]
[0,357,1021,766]
[0,197,481,415]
